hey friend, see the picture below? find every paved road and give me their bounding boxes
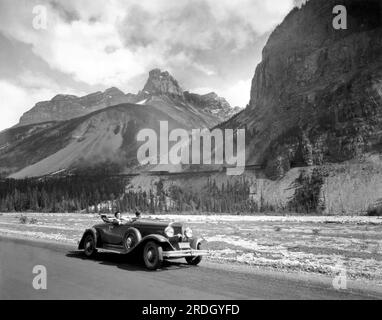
[0,236,380,300]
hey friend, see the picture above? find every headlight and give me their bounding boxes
[164,226,174,237]
[184,227,193,238]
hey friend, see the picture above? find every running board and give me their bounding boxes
[99,244,128,254]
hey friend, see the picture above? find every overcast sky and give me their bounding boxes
[0,0,304,131]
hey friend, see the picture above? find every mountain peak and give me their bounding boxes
[51,94,78,102]
[142,68,184,97]
[16,67,239,128]
[103,87,125,96]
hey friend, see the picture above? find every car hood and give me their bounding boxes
[92,218,182,230]
[133,219,183,232]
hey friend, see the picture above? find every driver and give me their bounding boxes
[100,212,124,224]
[115,211,125,224]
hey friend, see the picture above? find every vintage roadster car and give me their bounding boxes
[78,214,208,270]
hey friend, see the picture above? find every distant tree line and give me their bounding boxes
[0,176,126,213]
[0,175,258,214]
[119,177,257,214]
[0,172,326,214]
[164,177,257,214]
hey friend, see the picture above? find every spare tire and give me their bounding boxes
[123,228,142,251]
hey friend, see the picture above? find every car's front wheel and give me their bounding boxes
[143,241,163,270]
[83,234,97,258]
[186,242,202,266]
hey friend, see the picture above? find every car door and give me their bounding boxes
[103,223,128,245]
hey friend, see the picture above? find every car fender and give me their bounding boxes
[123,227,142,250]
[133,234,173,252]
[189,237,205,249]
[78,228,99,249]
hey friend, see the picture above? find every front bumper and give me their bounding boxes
[162,249,209,259]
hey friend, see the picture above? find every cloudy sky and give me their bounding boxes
[0,0,304,131]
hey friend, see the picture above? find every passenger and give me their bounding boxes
[114,211,121,221]
[116,211,126,224]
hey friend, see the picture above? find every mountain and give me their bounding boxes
[140,68,184,97]
[136,69,240,122]
[184,91,241,122]
[130,69,226,128]
[17,69,238,128]
[17,87,136,126]
[220,0,382,177]
[1,69,240,178]
[1,104,188,178]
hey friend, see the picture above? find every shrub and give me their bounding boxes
[367,204,382,216]
[19,215,28,224]
[30,218,38,224]
[288,168,327,214]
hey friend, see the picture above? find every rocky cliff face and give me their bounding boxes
[184,91,241,122]
[222,0,382,178]
[18,69,239,127]
[18,87,137,126]
[141,68,184,97]
[137,69,240,124]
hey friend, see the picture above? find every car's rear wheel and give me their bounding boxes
[186,242,202,266]
[143,241,163,270]
[83,234,97,257]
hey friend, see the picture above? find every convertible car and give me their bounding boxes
[78,214,208,270]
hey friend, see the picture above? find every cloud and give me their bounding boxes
[0,80,58,131]
[0,72,86,130]
[120,0,295,46]
[194,78,252,108]
[224,79,252,108]
[47,21,146,85]
[0,81,29,130]
[0,0,297,130]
